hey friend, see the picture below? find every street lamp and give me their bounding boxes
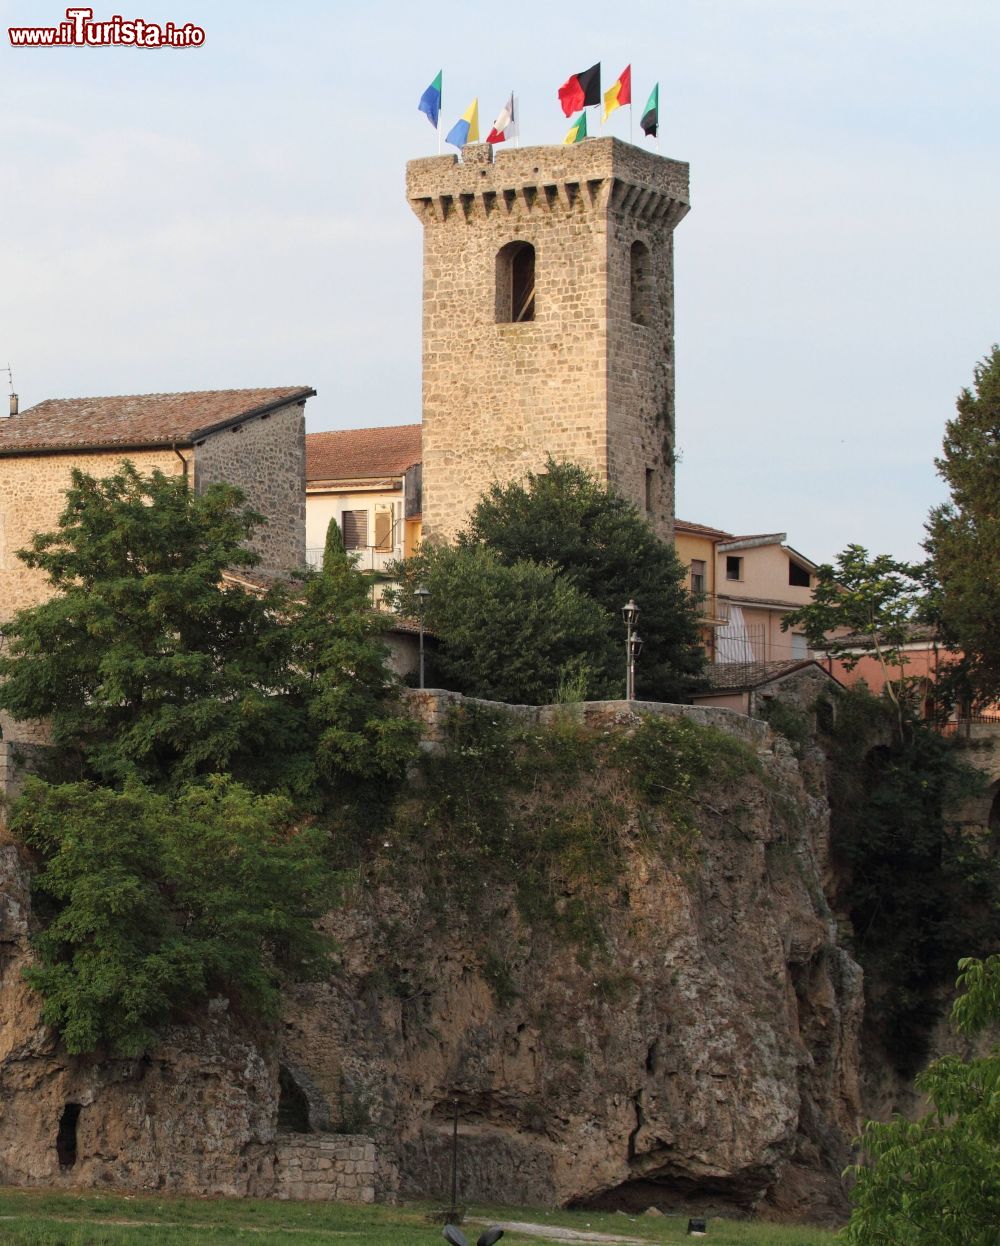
[415,585,430,690]
[622,599,640,700]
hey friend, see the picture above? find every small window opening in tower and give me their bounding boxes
[56,1103,81,1168]
[496,241,535,323]
[645,468,655,513]
[630,240,652,326]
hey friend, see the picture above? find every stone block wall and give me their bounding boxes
[403,688,770,749]
[0,448,184,622]
[193,399,306,574]
[274,1133,377,1203]
[407,138,689,543]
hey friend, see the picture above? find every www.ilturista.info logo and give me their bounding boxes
[9,7,205,47]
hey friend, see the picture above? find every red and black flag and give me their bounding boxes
[558,62,601,117]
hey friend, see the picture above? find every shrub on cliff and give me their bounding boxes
[14,776,334,1056]
[845,955,1000,1246]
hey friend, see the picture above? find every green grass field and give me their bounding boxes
[0,1188,840,1245]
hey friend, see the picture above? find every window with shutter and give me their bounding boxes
[341,510,368,550]
[374,505,393,551]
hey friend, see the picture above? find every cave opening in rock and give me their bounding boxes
[277,1064,312,1133]
[56,1103,81,1168]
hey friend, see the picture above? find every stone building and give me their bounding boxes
[0,386,312,618]
[407,137,689,542]
[0,386,312,746]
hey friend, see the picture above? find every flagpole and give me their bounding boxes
[514,90,519,147]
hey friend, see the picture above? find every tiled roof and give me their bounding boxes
[698,659,837,692]
[674,518,735,540]
[306,424,422,483]
[0,388,314,453]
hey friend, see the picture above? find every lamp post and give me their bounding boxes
[415,585,430,689]
[629,631,643,702]
[622,599,640,700]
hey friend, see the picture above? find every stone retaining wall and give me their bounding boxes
[274,1133,377,1203]
[403,688,771,749]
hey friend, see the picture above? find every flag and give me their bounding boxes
[563,110,588,144]
[418,71,442,129]
[487,92,517,145]
[602,65,631,123]
[446,98,479,148]
[558,62,600,117]
[640,83,659,137]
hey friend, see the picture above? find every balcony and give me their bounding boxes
[305,544,401,576]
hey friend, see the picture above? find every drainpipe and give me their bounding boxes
[172,442,191,485]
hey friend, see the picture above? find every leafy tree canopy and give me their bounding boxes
[845,955,1000,1246]
[925,345,1000,705]
[782,544,927,736]
[825,688,995,1069]
[396,459,704,704]
[15,776,334,1056]
[0,463,417,804]
[392,544,608,704]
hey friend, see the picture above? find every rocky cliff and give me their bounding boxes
[0,698,863,1221]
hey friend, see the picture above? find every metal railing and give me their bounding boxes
[938,714,1000,737]
[305,544,401,575]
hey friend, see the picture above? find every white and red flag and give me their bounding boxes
[486,92,517,144]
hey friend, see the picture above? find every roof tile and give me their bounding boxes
[0,387,314,453]
[306,424,422,482]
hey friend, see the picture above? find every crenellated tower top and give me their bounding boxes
[407,138,690,542]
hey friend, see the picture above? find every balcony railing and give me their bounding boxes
[305,545,401,575]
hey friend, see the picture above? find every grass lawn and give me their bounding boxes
[0,1188,840,1245]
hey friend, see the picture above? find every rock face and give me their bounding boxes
[281,702,864,1222]
[0,839,278,1196]
[0,701,864,1221]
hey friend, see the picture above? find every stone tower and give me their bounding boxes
[406,136,690,542]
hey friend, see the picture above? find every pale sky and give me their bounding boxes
[1,0,997,563]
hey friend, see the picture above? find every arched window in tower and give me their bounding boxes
[496,241,535,323]
[630,240,652,326]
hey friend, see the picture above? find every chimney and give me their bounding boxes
[8,393,17,417]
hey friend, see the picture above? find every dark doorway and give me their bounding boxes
[277,1065,311,1133]
[57,1103,81,1168]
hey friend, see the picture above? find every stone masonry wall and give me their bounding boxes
[403,687,770,748]
[407,138,689,543]
[193,399,306,574]
[0,448,184,623]
[274,1133,377,1203]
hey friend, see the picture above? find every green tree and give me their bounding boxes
[287,527,420,802]
[321,514,346,570]
[782,544,926,739]
[925,345,1000,705]
[0,463,295,790]
[845,955,1000,1246]
[458,459,705,701]
[14,776,333,1056]
[825,689,994,1069]
[393,544,609,704]
[0,462,416,803]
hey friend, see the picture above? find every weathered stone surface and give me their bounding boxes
[409,139,686,543]
[281,694,864,1221]
[0,695,863,1220]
